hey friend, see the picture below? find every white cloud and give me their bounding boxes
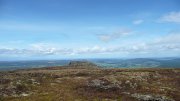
[97,29,132,42]
[1,31,180,58]
[0,42,180,57]
[159,11,180,23]
[0,44,146,56]
[147,31,180,53]
[154,31,180,44]
[133,19,144,25]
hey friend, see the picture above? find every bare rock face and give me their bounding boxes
[68,61,99,69]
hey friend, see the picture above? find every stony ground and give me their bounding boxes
[0,61,180,101]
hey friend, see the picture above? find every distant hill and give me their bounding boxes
[68,61,99,68]
[0,58,180,71]
[90,58,180,68]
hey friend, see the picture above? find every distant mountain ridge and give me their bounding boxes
[0,58,180,70]
[90,58,180,68]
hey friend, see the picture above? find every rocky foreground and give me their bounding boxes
[0,61,180,101]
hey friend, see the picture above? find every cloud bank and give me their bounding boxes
[159,11,180,23]
[1,31,180,58]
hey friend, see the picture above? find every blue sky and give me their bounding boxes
[0,0,180,60]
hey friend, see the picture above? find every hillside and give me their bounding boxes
[91,58,180,68]
[0,61,180,101]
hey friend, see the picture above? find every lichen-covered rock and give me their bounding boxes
[131,93,175,101]
[87,78,121,90]
[0,80,32,97]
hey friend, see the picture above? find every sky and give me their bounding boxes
[0,0,180,60]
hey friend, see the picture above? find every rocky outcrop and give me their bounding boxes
[68,61,99,69]
[131,93,175,101]
[87,78,121,90]
[87,76,139,91]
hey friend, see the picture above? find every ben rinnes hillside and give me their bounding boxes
[0,61,179,101]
